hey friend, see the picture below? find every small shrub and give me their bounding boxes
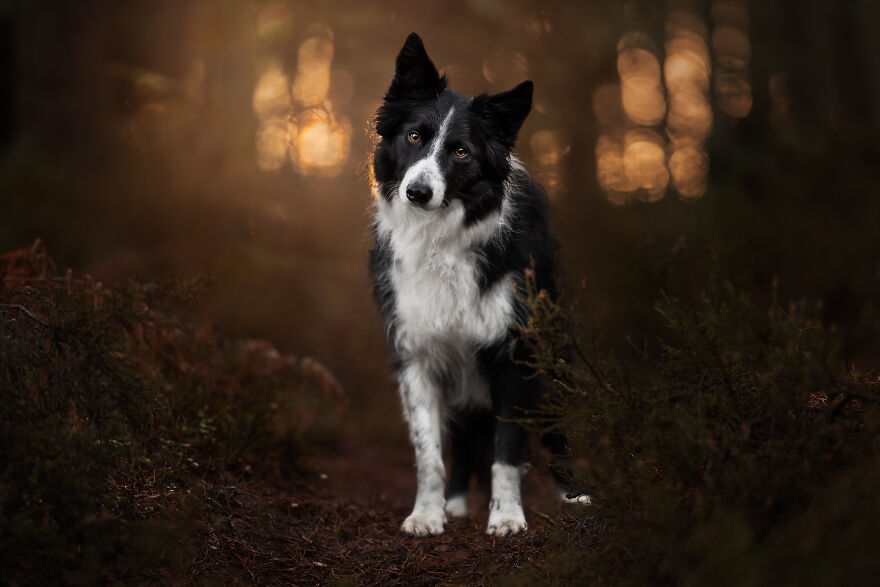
[517,267,880,586]
[0,240,344,584]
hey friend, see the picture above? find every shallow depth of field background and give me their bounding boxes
[2,0,879,422]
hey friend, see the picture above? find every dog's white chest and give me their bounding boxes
[392,248,511,353]
[377,198,515,359]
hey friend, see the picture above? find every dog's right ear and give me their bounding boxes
[386,33,447,102]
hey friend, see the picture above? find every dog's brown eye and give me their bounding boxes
[454,146,468,158]
[408,131,420,144]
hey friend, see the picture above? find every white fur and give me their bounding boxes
[399,361,447,536]
[445,494,467,518]
[399,108,456,210]
[375,154,524,536]
[376,191,516,411]
[487,463,528,536]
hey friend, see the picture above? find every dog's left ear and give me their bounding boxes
[386,33,447,102]
[472,80,533,148]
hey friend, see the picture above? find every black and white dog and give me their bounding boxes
[370,33,573,537]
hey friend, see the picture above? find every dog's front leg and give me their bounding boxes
[487,421,529,536]
[485,358,530,536]
[398,361,447,536]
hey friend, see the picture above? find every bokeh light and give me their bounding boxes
[712,1,752,118]
[288,107,351,177]
[253,61,292,172]
[664,10,712,199]
[256,120,289,172]
[292,35,334,107]
[667,90,713,143]
[623,128,668,201]
[253,61,291,120]
[113,60,204,145]
[664,38,710,95]
[252,29,351,176]
[596,133,638,204]
[524,11,552,40]
[529,130,571,198]
[481,51,529,88]
[668,144,709,198]
[617,34,666,126]
[596,13,714,203]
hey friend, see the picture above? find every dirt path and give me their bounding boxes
[187,431,569,584]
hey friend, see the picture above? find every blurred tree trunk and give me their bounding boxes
[749,0,879,136]
[0,6,13,148]
[16,0,109,156]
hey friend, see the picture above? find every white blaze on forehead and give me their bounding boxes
[399,107,456,209]
[429,106,456,158]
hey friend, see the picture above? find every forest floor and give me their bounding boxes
[185,431,578,585]
[1,239,587,586]
[10,239,880,585]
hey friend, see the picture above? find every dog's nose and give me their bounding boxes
[405,184,432,205]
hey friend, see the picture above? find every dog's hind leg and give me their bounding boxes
[445,414,472,518]
[445,409,493,517]
[398,361,447,536]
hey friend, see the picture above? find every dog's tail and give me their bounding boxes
[541,429,593,505]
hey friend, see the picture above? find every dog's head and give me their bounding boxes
[373,33,532,219]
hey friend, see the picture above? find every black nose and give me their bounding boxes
[406,184,432,205]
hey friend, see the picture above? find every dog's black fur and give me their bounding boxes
[369,33,569,536]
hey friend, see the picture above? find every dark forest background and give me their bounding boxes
[2,1,880,583]
[3,0,879,388]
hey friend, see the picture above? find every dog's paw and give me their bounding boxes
[486,506,527,537]
[401,511,446,536]
[444,495,467,518]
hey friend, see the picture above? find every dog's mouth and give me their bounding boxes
[403,195,451,211]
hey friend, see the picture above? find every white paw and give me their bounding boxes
[486,506,527,537]
[444,495,467,518]
[401,510,446,536]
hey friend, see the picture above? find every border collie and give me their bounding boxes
[370,33,573,537]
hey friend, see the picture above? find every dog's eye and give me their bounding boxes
[454,146,468,158]
[408,131,420,144]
